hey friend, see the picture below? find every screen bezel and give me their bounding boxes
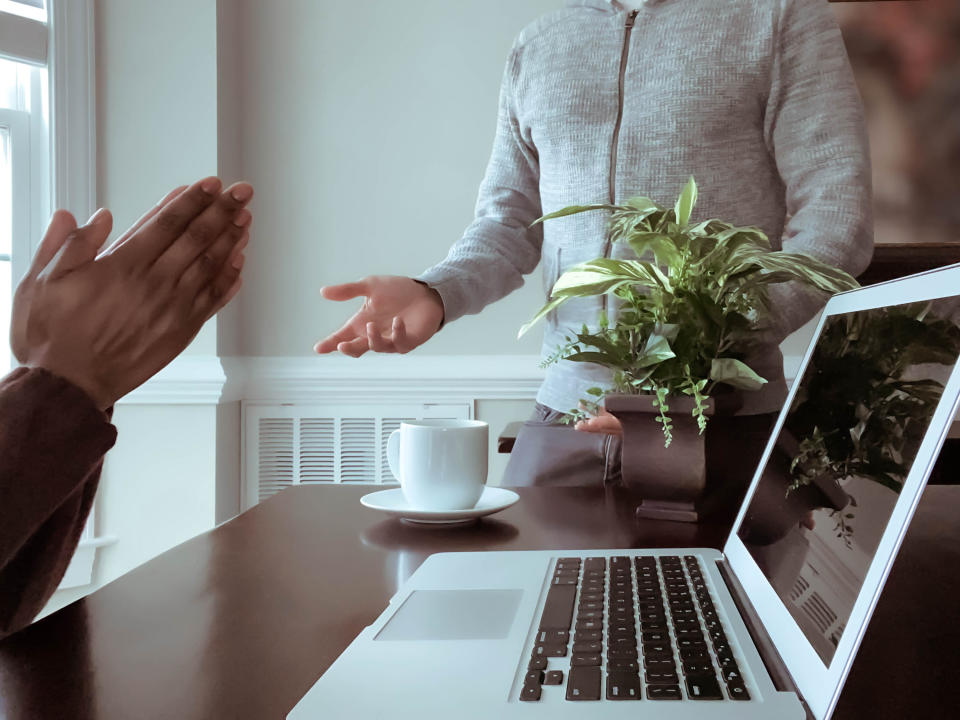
[723,264,960,720]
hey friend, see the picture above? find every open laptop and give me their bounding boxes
[290,264,960,719]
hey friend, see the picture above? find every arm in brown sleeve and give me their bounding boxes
[0,367,117,639]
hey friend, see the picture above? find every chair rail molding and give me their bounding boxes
[221,355,546,404]
[119,355,227,405]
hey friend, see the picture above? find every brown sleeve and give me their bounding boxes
[0,367,117,638]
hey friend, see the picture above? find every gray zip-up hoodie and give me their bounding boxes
[417,0,873,415]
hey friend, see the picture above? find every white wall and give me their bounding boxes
[224,0,557,358]
[95,0,219,355]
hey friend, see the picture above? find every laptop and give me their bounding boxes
[290,264,960,719]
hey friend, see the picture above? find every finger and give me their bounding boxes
[177,211,251,299]
[314,322,363,354]
[574,414,623,436]
[28,210,77,278]
[195,260,244,323]
[367,322,394,353]
[46,209,114,279]
[99,185,187,257]
[111,176,223,268]
[320,280,370,302]
[337,336,370,358]
[392,316,413,354]
[151,182,253,279]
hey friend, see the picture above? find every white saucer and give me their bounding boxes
[360,487,519,525]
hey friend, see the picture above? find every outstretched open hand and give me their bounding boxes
[314,275,444,358]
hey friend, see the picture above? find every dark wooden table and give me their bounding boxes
[1,484,957,719]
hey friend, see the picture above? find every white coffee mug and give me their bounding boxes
[386,419,488,511]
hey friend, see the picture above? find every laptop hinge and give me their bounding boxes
[716,558,815,720]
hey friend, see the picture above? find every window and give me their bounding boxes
[1,0,101,591]
[1,1,51,375]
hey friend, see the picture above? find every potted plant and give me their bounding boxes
[519,177,858,521]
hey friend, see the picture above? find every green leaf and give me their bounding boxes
[530,203,623,227]
[624,231,681,267]
[518,295,566,337]
[565,351,619,365]
[635,334,676,368]
[586,386,604,397]
[625,196,659,213]
[674,176,698,228]
[709,358,768,391]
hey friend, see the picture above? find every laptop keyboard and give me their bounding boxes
[520,555,750,702]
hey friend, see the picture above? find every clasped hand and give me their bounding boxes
[11,177,253,410]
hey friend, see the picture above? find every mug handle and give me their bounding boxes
[386,428,401,482]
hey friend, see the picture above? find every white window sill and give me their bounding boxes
[58,535,117,590]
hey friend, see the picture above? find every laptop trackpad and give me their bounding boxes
[375,589,523,641]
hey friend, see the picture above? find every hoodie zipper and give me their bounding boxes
[609,9,638,208]
[603,8,639,313]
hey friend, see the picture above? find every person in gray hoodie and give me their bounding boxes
[314,0,873,488]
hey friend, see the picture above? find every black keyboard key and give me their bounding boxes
[576,619,602,632]
[584,557,606,572]
[645,671,679,685]
[607,647,639,660]
[539,585,576,631]
[536,629,569,645]
[642,630,670,644]
[552,576,578,586]
[544,670,564,686]
[679,647,711,662]
[532,643,567,658]
[682,660,715,676]
[580,592,604,603]
[644,658,676,673]
[566,666,602,700]
[575,630,602,643]
[520,683,542,701]
[577,610,604,622]
[571,653,602,667]
[687,675,724,700]
[609,637,637,649]
[579,600,603,613]
[722,667,744,684]
[728,681,750,700]
[606,671,642,700]
[528,655,547,671]
[648,684,682,700]
[573,641,602,654]
[525,670,544,685]
[608,659,640,672]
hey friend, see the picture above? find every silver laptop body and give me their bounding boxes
[291,264,960,720]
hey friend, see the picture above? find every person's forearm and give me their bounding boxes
[0,367,117,638]
[417,42,543,324]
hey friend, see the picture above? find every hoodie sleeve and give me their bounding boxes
[763,0,874,340]
[0,367,117,639]
[415,41,545,324]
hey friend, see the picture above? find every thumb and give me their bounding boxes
[27,210,78,279]
[47,209,114,278]
[320,279,370,302]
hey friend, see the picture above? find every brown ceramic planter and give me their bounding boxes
[604,392,774,522]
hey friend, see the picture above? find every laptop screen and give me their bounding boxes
[736,298,960,664]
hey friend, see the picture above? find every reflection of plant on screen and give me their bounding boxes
[785,302,960,544]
